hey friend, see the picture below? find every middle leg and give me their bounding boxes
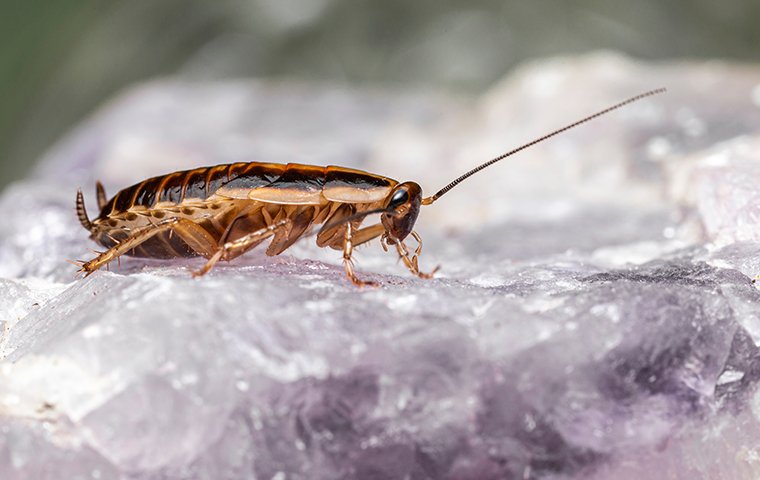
[193,218,291,277]
[342,222,384,287]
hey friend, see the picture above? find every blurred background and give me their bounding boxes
[1,0,759,189]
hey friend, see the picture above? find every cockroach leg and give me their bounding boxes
[410,231,425,257]
[192,250,224,278]
[192,218,291,277]
[351,223,385,247]
[105,232,120,245]
[380,235,390,252]
[343,222,378,287]
[217,203,265,248]
[81,217,218,276]
[394,231,438,279]
[224,217,289,256]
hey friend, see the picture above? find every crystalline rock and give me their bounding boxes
[2,53,760,479]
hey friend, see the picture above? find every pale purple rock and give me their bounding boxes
[1,53,760,479]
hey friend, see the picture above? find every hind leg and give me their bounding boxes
[78,218,218,276]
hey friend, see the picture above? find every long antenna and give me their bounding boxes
[421,88,666,205]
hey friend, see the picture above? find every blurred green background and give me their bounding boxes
[1,0,759,188]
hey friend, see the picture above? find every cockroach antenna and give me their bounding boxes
[421,88,667,205]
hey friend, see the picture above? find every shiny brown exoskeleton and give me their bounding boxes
[75,89,665,286]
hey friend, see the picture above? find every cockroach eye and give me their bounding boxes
[388,188,409,209]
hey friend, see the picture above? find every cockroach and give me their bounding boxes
[75,89,665,286]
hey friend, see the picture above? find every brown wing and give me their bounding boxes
[217,163,397,205]
[100,161,399,217]
[322,165,396,203]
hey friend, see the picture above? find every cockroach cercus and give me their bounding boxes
[74,88,665,286]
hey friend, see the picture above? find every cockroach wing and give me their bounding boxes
[219,163,325,205]
[322,166,397,203]
[215,163,396,205]
[244,188,324,205]
[250,163,325,204]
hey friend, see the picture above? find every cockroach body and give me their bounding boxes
[75,89,665,286]
[76,163,425,285]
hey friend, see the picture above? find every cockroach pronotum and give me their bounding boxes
[74,89,665,286]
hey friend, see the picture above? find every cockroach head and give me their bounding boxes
[381,181,422,242]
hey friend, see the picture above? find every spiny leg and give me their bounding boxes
[78,217,218,276]
[192,218,291,277]
[393,231,439,279]
[190,203,260,274]
[343,222,379,287]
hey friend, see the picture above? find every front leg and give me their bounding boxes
[77,217,219,276]
[394,231,439,279]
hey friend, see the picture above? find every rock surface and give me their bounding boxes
[2,52,760,479]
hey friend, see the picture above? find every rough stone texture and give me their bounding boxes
[1,52,760,479]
